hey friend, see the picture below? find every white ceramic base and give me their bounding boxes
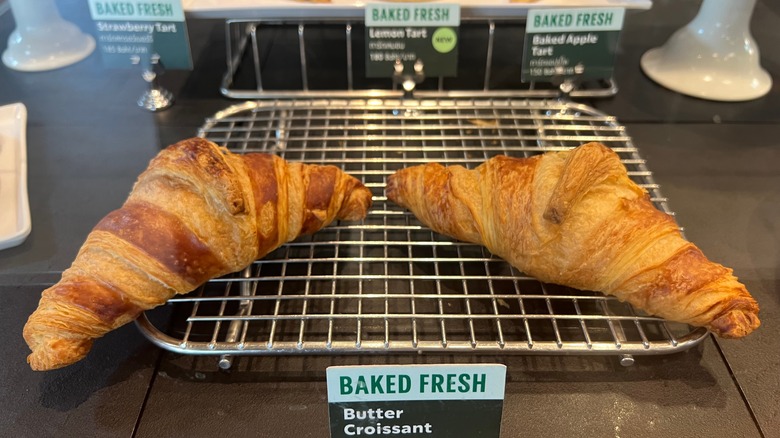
[641,47,772,102]
[2,20,95,72]
[639,0,772,102]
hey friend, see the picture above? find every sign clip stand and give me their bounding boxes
[552,67,585,102]
[392,58,426,99]
[134,54,174,112]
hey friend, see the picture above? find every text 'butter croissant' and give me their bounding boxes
[386,142,759,338]
[24,138,372,371]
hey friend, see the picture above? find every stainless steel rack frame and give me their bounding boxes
[220,19,620,100]
[136,98,709,368]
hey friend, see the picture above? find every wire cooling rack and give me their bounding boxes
[136,98,709,368]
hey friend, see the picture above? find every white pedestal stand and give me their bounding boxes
[640,0,772,102]
[2,0,95,72]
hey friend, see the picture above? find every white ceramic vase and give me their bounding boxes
[2,0,95,72]
[640,0,772,101]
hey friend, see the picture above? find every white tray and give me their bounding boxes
[0,103,31,251]
[183,0,652,19]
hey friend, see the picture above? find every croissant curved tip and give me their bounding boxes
[338,181,373,221]
[385,173,403,206]
[708,307,761,339]
[25,335,93,371]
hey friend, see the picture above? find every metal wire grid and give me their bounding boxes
[221,19,619,100]
[136,98,708,367]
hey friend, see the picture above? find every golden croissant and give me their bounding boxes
[24,138,373,371]
[386,142,759,338]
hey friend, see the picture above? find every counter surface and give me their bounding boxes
[0,1,777,436]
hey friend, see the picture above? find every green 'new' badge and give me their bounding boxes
[432,27,457,53]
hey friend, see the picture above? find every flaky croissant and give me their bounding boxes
[387,142,759,338]
[24,138,372,370]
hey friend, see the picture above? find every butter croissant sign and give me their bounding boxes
[327,364,506,437]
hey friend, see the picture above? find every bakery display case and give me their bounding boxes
[0,0,777,437]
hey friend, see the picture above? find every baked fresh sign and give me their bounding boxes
[365,3,460,78]
[521,8,625,82]
[327,364,506,437]
[87,0,192,69]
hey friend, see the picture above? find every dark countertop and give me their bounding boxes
[1,1,778,437]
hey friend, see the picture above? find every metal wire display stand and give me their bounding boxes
[218,18,619,100]
[136,98,709,369]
